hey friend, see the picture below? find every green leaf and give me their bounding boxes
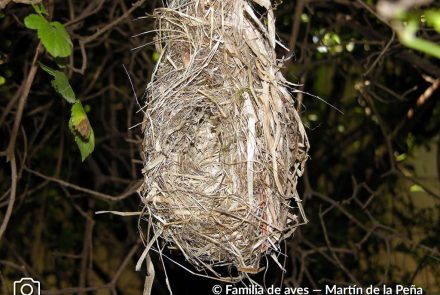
[38,21,72,58]
[24,14,72,58]
[24,13,47,30]
[39,62,57,76]
[39,63,76,103]
[410,184,425,193]
[32,3,48,16]
[69,102,91,140]
[69,101,95,161]
[51,73,76,103]
[152,51,160,62]
[396,153,407,162]
[398,20,440,59]
[425,9,440,33]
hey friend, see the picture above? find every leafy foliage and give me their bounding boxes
[380,5,440,59]
[23,6,94,160]
[425,9,440,32]
[39,63,76,103]
[24,13,72,58]
[69,101,95,161]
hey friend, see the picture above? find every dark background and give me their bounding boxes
[1,0,439,294]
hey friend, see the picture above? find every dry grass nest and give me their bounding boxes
[138,0,309,282]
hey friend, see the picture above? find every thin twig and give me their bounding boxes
[77,0,148,74]
[0,43,41,242]
[0,156,16,242]
[288,0,305,52]
[24,167,140,202]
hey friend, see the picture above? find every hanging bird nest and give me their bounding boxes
[138,0,309,282]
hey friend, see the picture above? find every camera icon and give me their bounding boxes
[13,278,40,295]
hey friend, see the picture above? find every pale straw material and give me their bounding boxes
[138,0,309,282]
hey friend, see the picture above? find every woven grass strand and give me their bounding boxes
[138,0,309,282]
